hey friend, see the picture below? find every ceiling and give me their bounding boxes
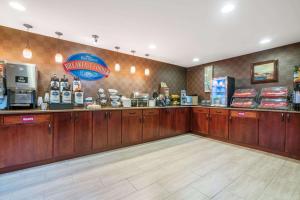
[1,0,300,67]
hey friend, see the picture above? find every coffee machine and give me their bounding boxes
[4,62,37,109]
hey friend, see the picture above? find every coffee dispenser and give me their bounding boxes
[4,62,37,109]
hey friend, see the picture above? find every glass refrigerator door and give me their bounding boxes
[211,78,227,106]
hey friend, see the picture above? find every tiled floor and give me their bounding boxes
[0,134,300,200]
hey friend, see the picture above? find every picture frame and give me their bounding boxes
[204,65,213,92]
[251,60,278,84]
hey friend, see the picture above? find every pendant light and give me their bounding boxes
[22,24,33,59]
[114,46,121,72]
[144,54,150,76]
[130,50,136,74]
[54,32,63,63]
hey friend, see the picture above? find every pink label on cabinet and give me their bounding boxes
[238,112,245,116]
[21,116,34,123]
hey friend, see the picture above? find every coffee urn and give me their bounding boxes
[4,61,37,109]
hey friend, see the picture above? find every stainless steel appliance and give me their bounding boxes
[4,62,37,108]
[211,77,235,107]
[131,92,149,107]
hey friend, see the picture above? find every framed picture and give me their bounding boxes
[204,65,213,92]
[251,60,278,84]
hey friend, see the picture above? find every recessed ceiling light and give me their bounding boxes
[260,38,272,44]
[149,44,156,49]
[9,1,26,11]
[193,58,200,62]
[221,4,235,14]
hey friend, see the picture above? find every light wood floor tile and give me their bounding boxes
[0,134,299,200]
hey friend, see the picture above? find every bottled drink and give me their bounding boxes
[60,75,69,93]
[50,78,60,104]
[62,85,72,104]
[74,88,84,106]
[72,77,81,92]
[50,74,59,88]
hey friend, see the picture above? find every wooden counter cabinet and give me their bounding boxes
[285,113,300,157]
[74,112,93,154]
[175,108,190,134]
[258,112,286,152]
[53,112,75,158]
[159,108,176,137]
[229,111,258,145]
[142,109,159,141]
[191,107,209,135]
[209,109,229,139]
[0,114,53,169]
[93,110,122,149]
[122,110,143,145]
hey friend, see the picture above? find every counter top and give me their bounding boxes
[0,105,299,115]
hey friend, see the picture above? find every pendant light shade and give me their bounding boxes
[22,47,32,59]
[55,32,63,63]
[22,24,33,59]
[144,54,150,76]
[130,50,136,74]
[114,46,121,72]
[144,68,150,76]
[130,65,136,74]
[115,63,121,72]
[55,53,63,63]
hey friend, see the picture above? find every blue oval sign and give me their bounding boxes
[63,53,110,81]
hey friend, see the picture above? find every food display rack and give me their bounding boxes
[230,89,258,108]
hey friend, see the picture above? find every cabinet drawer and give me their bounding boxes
[192,107,209,114]
[143,109,159,116]
[230,111,257,119]
[3,114,51,125]
[122,109,142,117]
[210,108,229,115]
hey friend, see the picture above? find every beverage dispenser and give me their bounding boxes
[4,62,37,109]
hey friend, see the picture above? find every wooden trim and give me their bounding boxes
[210,108,229,115]
[192,107,209,114]
[142,109,159,116]
[122,109,143,117]
[3,114,51,125]
[230,110,257,119]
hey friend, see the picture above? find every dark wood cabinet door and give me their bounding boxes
[93,111,108,150]
[108,110,122,147]
[191,108,209,135]
[286,113,300,157]
[159,109,175,137]
[122,110,143,145]
[175,108,190,134]
[74,112,93,154]
[229,111,258,145]
[258,112,286,152]
[142,109,159,141]
[0,125,19,168]
[209,109,229,139]
[0,121,53,169]
[53,112,75,157]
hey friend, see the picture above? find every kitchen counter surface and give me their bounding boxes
[0,105,299,115]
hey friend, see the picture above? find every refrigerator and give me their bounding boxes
[210,77,235,107]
